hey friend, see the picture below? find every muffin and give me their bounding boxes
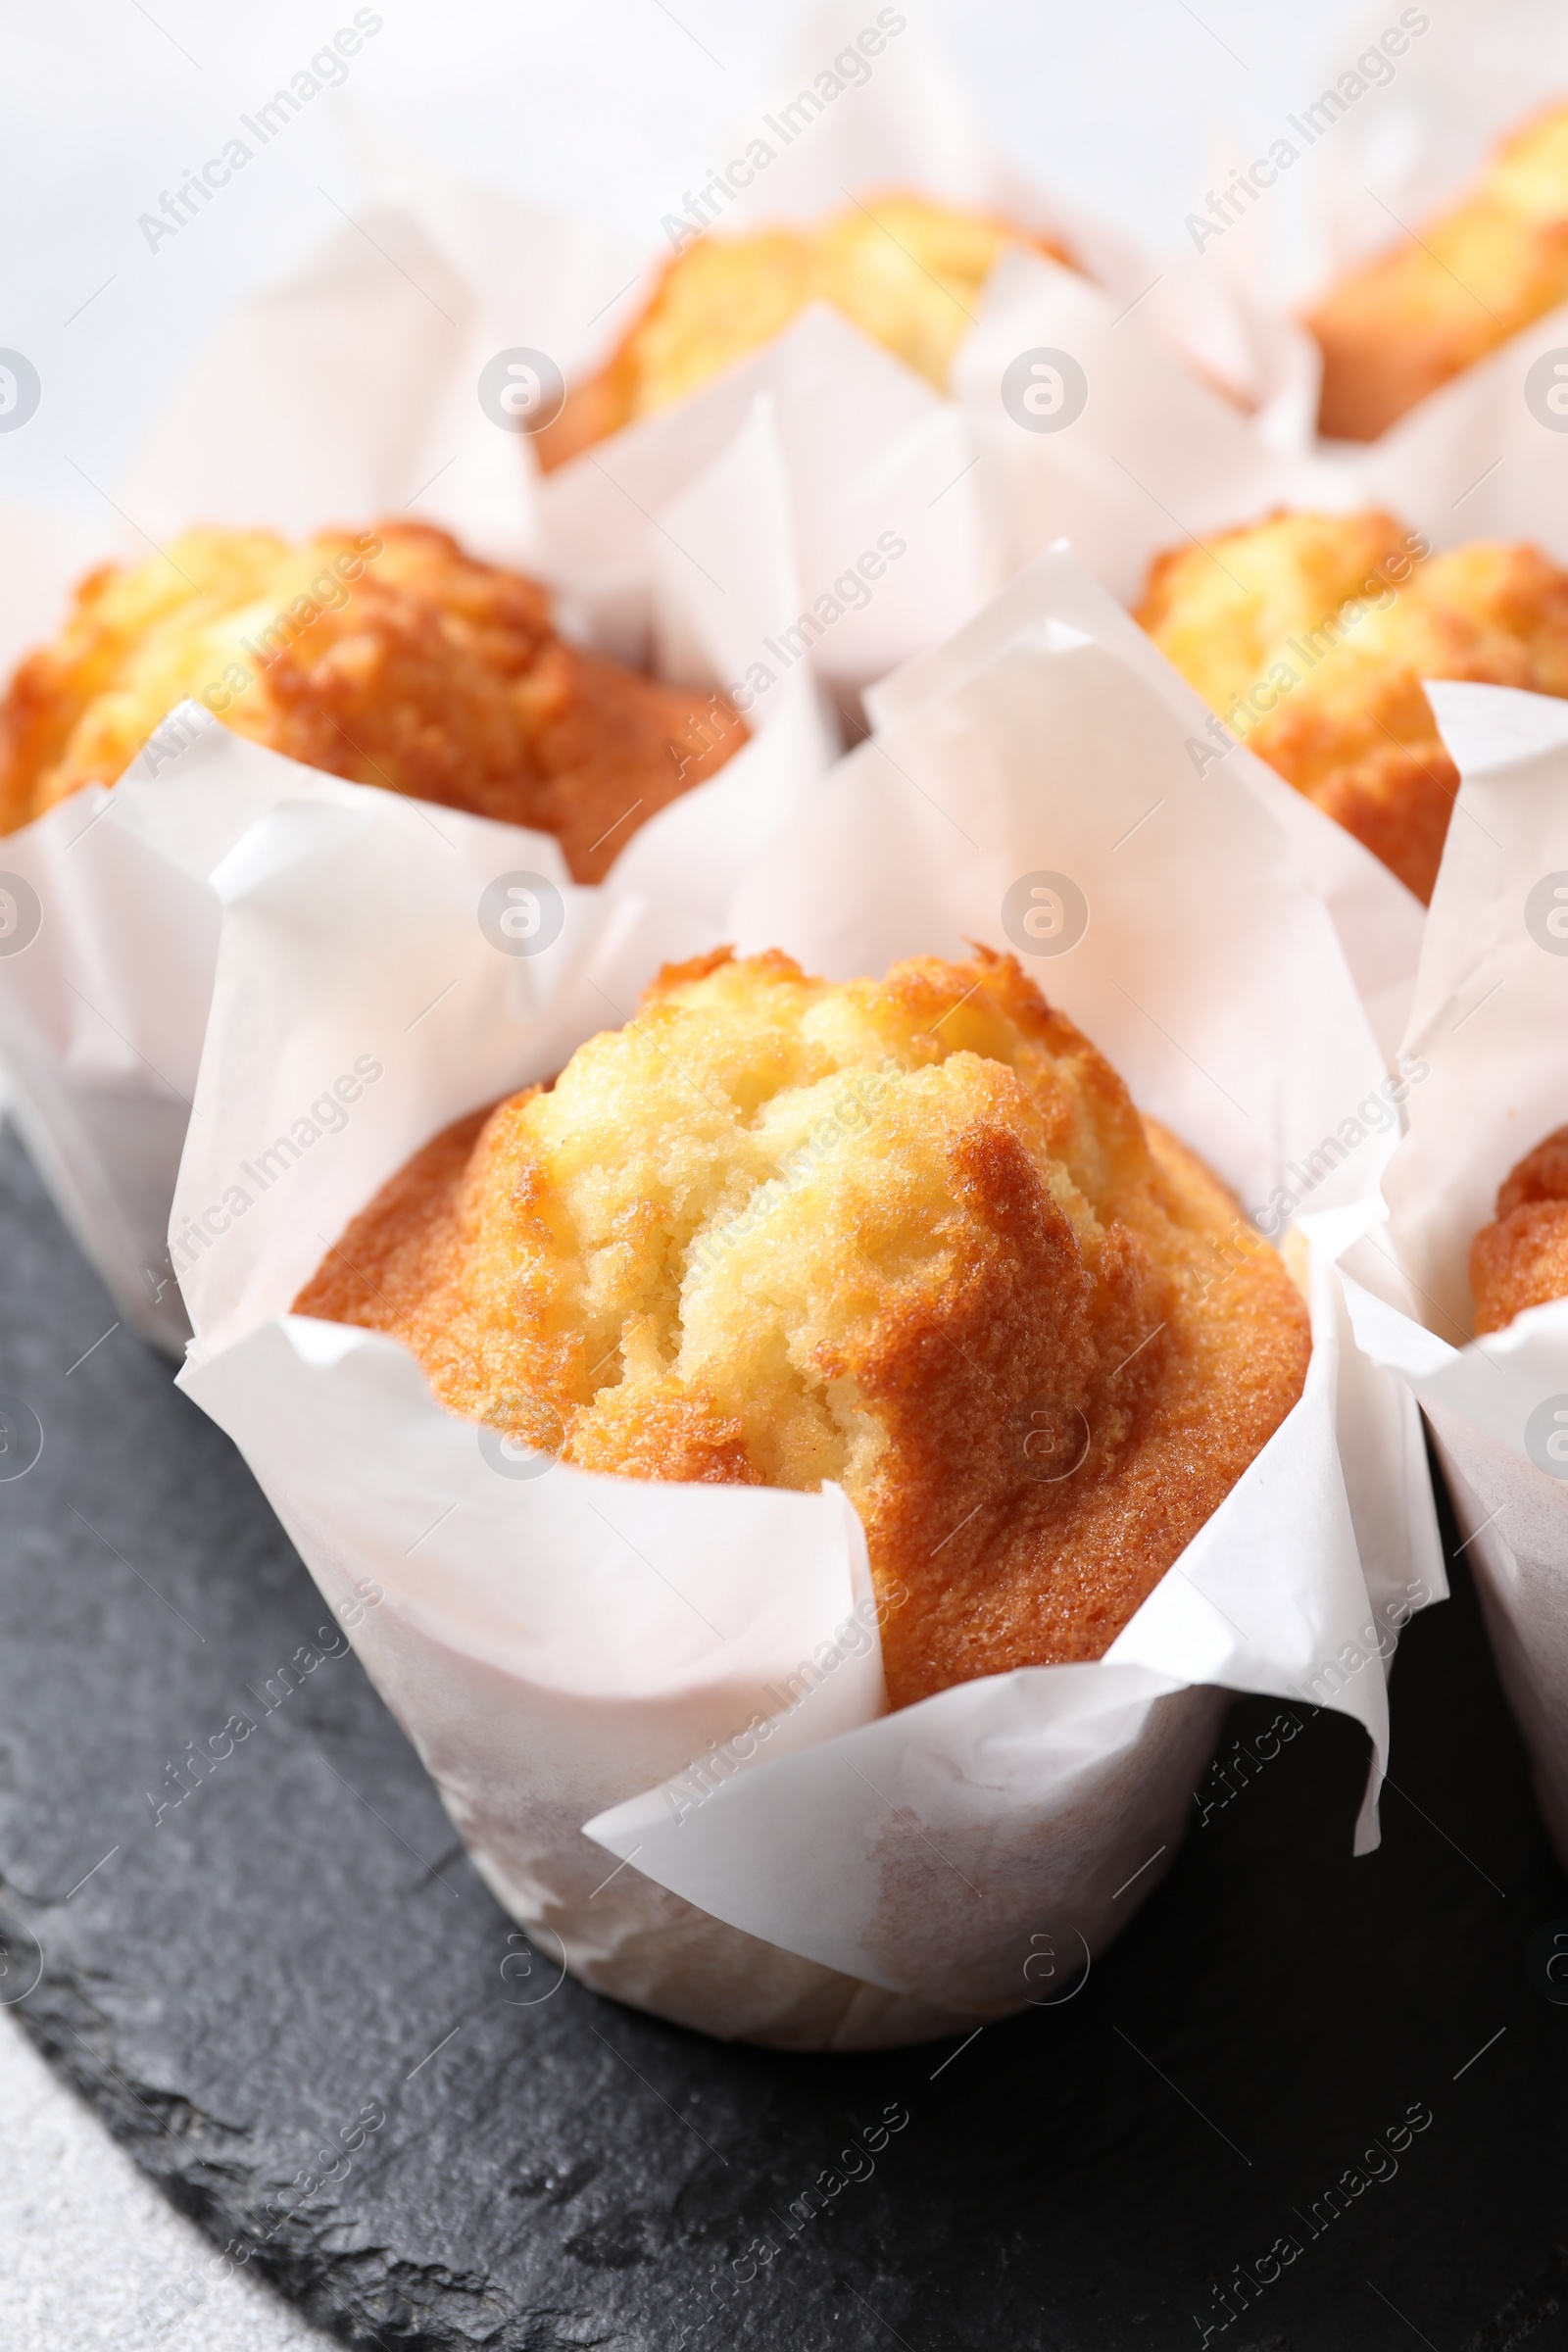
[531,193,1072,470]
[295,946,1311,1708]
[1137,507,1568,904]
[1307,100,1568,441]
[1470,1126,1568,1334]
[0,520,746,882]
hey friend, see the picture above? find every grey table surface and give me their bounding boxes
[0,2014,336,2352]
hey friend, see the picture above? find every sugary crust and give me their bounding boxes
[1137,508,1568,904]
[1471,1124,1568,1334]
[1307,101,1568,440]
[531,192,1070,470]
[1497,1126,1568,1217]
[296,948,1310,1707]
[0,520,746,879]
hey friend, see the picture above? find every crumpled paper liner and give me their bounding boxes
[955,0,1568,601]
[1338,679,1568,1864]
[171,551,1442,2047]
[954,250,1338,609]
[855,539,1428,1069]
[119,0,1302,702]
[0,401,832,1349]
[105,1,1568,696]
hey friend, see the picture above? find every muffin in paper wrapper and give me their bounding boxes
[955,0,1568,600]
[0,402,833,1352]
[165,551,1442,2049]
[1338,680,1568,1865]
[43,0,1568,779]
[120,0,1304,700]
[140,0,1568,625]
[127,0,1568,661]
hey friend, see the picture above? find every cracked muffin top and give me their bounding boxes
[1471,1126,1568,1335]
[296,946,1310,1707]
[0,519,744,881]
[1307,100,1568,441]
[1138,507,1568,905]
[531,191,1071,469]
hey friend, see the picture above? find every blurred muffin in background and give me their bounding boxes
[1138,507,1568,903]
[1471,1125,1568,1335]
[531,192,1073,470]
[1307,100,1568,440]
[0,520,746,882]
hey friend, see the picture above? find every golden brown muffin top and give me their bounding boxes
[296,946,1310,1707]
[0,519,746,880]
[1307,99,1568,440]
[532,192,1071,470]
[1138,507,1568,904]
[1471,1125,1568,1335]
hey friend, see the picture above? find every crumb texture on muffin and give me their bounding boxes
[0,519,745,878]
[1307,100,1568,440]
[1138,507,1568,904]
[531,193,1070,470]
[296,948,1310,1707]
[1471,1125,1568,1335]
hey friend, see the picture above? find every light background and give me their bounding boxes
[0,0,1508,2342]
[2,0,1475,528]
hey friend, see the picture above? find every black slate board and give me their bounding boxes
[3,1117,1568,2352]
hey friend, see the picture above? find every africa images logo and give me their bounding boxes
[1525,349,1568,432]
[477,348,566,432]
[1525,1396,1568,1481]
[1525,871,1568,954]
[478,871,565,956]
[1001,871,1090,957]
[1001,348,1089,433]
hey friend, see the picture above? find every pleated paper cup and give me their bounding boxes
[1339,681,1568,1863]
[954,0,1568,603]
[170,553,1442,2047]
[0,403,832,1349]
[122,0,1301,709]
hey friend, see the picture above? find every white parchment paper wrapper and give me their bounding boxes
[171,551,1443,2047]
[121,0,1302,699]
[0,407,833,1349]
[954,252,1338,610]
[858,542,1428,1069]
[109,0,1568,712]
[1338,680,1568,1864]
[951,0,1568,602]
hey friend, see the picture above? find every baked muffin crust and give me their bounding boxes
[531,193,1071,470]
[1471,1125,1568,1334]
[297,948,1311,1706]
[1307,101,1568,440]
[0,520,745,880]
[1138,508,1568,904]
